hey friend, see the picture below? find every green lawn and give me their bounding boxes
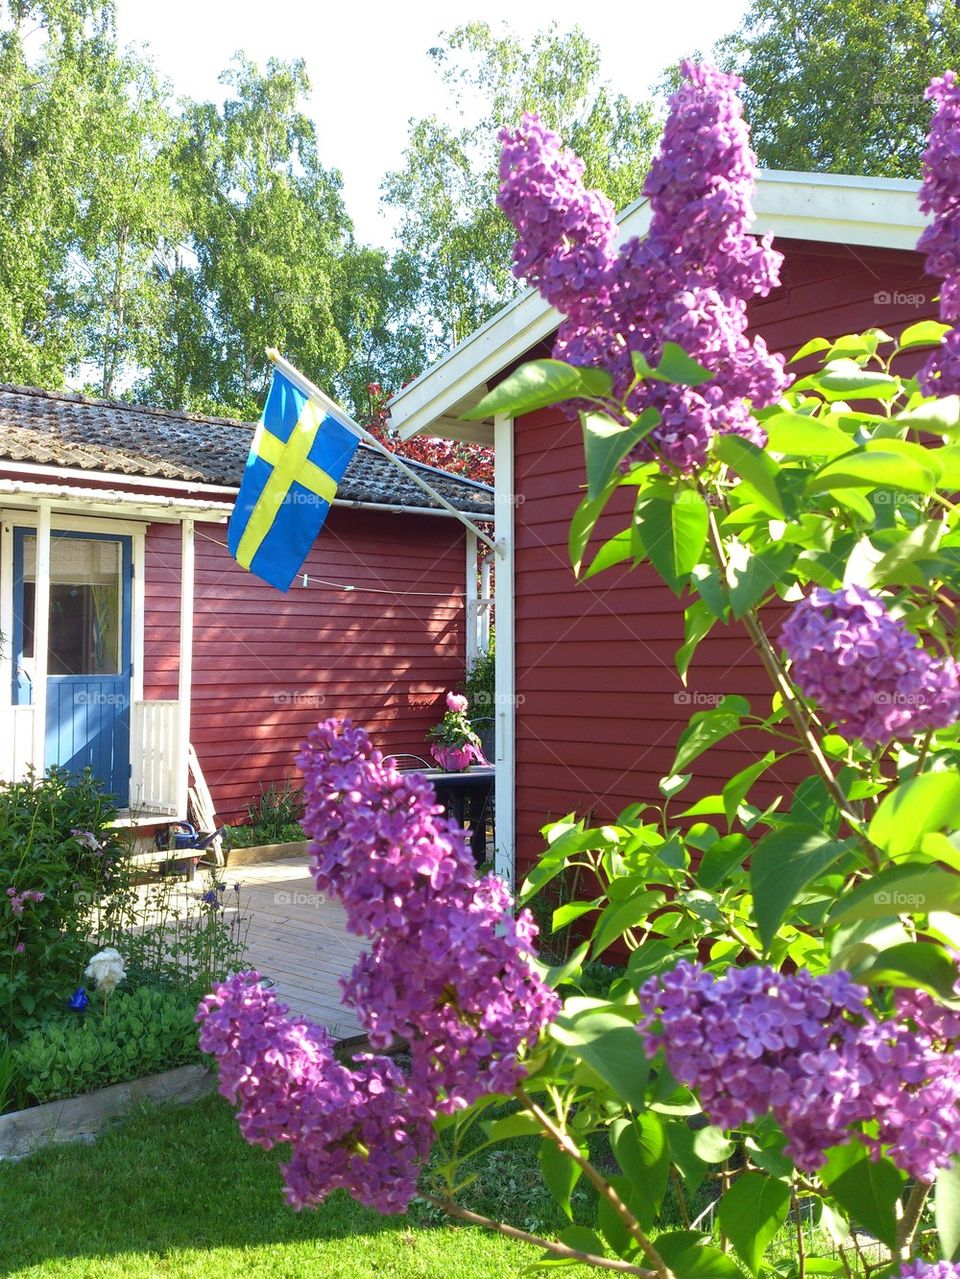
[0,1094,552,1279]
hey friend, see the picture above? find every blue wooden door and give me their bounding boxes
[12,529,133,802]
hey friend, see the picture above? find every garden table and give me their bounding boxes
[415,766,495,864]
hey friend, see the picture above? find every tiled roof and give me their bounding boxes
[0,384,494,515]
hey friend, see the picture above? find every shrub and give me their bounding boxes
[0,767,125,1036]
[94,872,251,1000]
[14,986,202,1105]
[246,780,303,841]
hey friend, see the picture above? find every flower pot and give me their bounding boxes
[431,744,480,772]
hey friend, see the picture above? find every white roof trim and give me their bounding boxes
[389,168,926,443]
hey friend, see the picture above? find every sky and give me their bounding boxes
[114,0,750,247]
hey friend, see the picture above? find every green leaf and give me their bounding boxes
[556,1225,608,1261]
[723,752,778,828]
[692,1126,736,1164]
[716,1172,791,1276]
[895,396,960,435]
[612,1113,669,1226]
[869,771,960,857]
[751,825,849,951]
[897,319,951,352]
[724,542,796,619]
[592,892,662,957]
[552,900,602,931]
[548,1009,649,1108]
[807,450,937,496]
[764,412,855,460]
[677,599,717,683]
[794,358,900,401]
[697,834,750,888]
[936,1156,960,1260]
[464,359,612,420]
[857,940,960,1000]
[856,520,946,588]
[539,1138,583,1220]
[789,337,831,364]
[581,529,633,582]
[634,493,708,593]
[819,1143,904,1249]
[653,1234,743,1279]
[673,702,745,774]
[482,1111,546,1142]
[668,1123,710,1196]
[830,865,960,926]
[582,408,659,500]
[633,341,714,387]
[570,476,620,577]
[713,435,788,517]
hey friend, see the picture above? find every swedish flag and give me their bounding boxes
[227,369,360,591]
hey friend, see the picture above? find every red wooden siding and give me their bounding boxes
[144,509,465,823]
[512,238,940,879]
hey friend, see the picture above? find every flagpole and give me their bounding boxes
[266,349,500,557]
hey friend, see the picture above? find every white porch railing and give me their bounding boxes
[0,699,182,816]
[129,699,180,814]
[0,706,34,780]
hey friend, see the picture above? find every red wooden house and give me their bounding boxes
[0,386,493,825]
[388,170,937,885]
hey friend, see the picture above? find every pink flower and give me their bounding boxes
[445,691,468,714]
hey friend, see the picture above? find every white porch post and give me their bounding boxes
[493,412,515,886]
[176,519,195,819]
[465,528,478,672]
[31,503,52,775]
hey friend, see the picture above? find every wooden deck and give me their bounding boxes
[218,856,365,1038]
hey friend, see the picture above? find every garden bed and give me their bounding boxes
[224,838,309,867]
[0,1063,214,1159]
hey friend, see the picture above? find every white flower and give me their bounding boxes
[84,947,126,996]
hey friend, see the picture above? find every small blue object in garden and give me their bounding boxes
[67,987,88,1011]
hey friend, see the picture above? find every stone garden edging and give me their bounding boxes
[0,1063,216,1159]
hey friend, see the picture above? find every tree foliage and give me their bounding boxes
[383,21,658,356]
[717,0,960,176]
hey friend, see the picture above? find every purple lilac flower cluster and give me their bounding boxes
[198,719,558,1213]
[6,886,44,916]
[299,718,559,1111]
[497,62,789,470]
[780,585,960,745]
[197,972,432,1212]
[900,1263,960,1279]
[917,72,960,395]
[640,961,960,1180]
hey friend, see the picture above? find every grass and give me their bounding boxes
[0,1094,561,1279]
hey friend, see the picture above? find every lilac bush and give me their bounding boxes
[205,57,960,1279]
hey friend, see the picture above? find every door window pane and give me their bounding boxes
[21,535,122,676]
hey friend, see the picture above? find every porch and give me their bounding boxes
[219,854,364,1035]
[0,497,221,820]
